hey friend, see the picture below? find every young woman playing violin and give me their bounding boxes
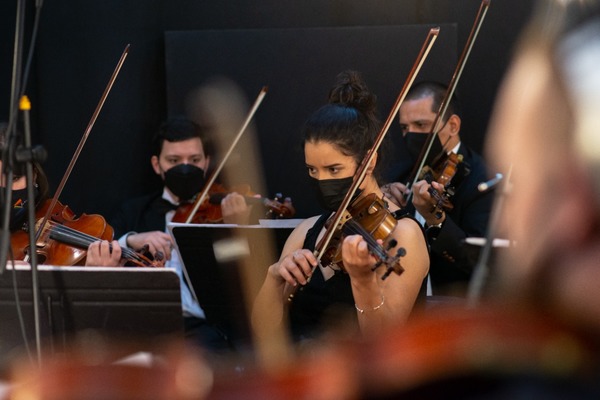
[252,71,429,341]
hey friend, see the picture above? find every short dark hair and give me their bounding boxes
[151,116,213,157]
[405,81,462,121]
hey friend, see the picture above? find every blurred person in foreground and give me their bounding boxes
[485,0,600,338]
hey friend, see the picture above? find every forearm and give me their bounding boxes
[351,273,389,335]
[251,267,294,365]
[251,267,288,340]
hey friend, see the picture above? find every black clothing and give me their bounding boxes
[109,190,235,355]
[288,212,428,340]
[393,144,494,296]
[111,191,169,237]
[288,213,357,341]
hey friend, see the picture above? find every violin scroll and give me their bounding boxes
[263,193,295,219]
[127,244,166,268]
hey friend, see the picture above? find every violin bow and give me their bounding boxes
[405,0,491,202]
[34,44,130,242]
[288,27,439,301]
[183,86,268,224]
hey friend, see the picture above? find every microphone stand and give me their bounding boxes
[467,166,512,307]
[1,0,47,366]
[20,97,47,365]
[0,0,26,275]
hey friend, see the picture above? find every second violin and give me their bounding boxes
[172,182,295,224]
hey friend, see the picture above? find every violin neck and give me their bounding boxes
[49,225,95,249]
[49,224,150,266]
[208,192,265,206]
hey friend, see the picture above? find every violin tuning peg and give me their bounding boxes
[381,266,394,280]
[371,259,384,272]
[386,239,398,251]
[396,247,406,257]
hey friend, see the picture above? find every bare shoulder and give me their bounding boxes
[393,216,424,239]
[289,215,320,240]
[390,216,429,278]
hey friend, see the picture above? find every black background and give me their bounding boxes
[0,0,535,220]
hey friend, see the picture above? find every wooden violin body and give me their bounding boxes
[10,199,113,265]
[10,199,164,267]
[172,182,230,224]
[319,193,404,277]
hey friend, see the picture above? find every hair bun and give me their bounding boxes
[327,70,377,116]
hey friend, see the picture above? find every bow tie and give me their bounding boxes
[155,198,179,213]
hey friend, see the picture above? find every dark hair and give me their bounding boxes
[0,122,49,203]
[303,70,385,177]
[151,116,213,157]
[406,81,462,121]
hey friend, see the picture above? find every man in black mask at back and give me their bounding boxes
[381,81,494,298]
[110,116,253,354]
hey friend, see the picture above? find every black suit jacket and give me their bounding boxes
[395,144,495,296]
[110,191,173,238]
[110,189,266,239]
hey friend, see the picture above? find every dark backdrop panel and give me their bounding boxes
[0,0,535,220]
[165,25,457,217]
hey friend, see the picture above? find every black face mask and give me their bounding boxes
[403,132,445,167]
[310,176,363,212]
[163,164,206,202]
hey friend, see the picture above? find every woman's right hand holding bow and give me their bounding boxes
[270,248,317,287]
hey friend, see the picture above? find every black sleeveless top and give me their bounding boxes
[288,213,358,341]
[288,212,429,341]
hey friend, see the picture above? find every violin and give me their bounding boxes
[171,86,269,226]
[10,199,164,267]
[319,193,406,279]
[172,182,295,224]
[419,152,466,219]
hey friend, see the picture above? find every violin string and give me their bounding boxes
[343,223,385,257]
[341,220,389,260]
[341,221,401,275]
[48,223,147,264]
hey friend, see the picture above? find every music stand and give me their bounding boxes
[168,220,299,350]
[0,266,183,376]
